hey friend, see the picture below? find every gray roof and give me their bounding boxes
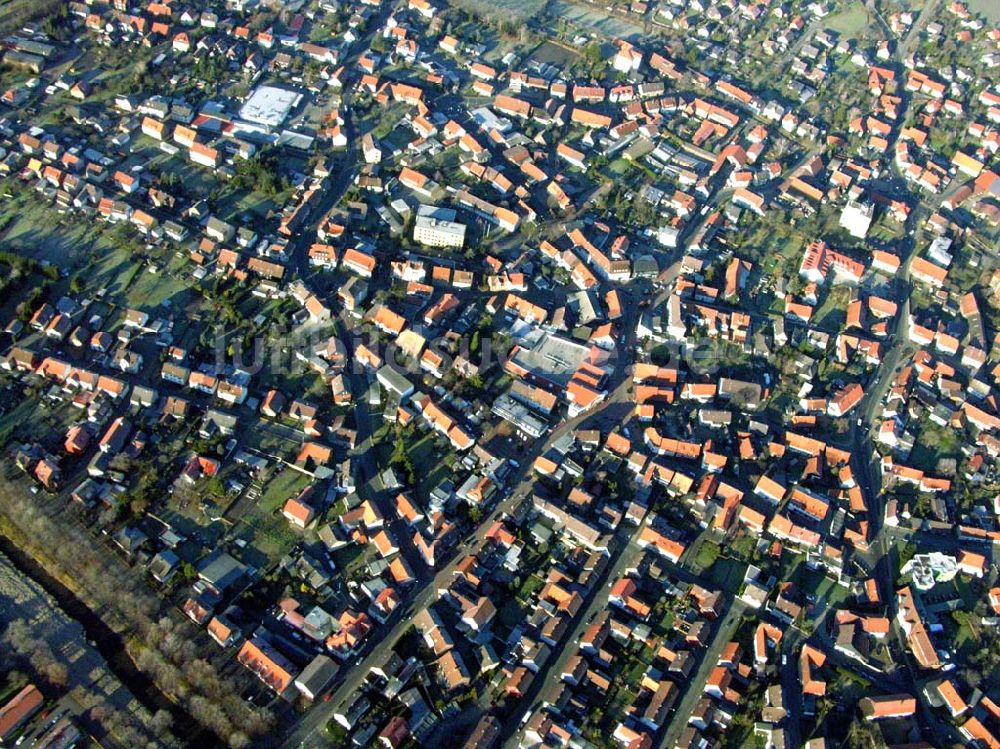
[197,551,246,592]
[149,550,180,579]
[295,654,338,697]
[377,365,414,397]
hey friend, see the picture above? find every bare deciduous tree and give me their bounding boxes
[0,479,274,744]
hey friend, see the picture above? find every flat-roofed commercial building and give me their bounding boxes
[413,206,466,248]
[492,394,548,438]
[238,85,302,129]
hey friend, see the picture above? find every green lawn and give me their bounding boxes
[83,245,138,295]
[407,432,438,467]
[124,262,197,310]
[331,542,368,576]
[0,200,121,269]
[623,658,646,687]
[516,573,544,603]
[704,557,748,595]
[418,453,455,503]
[606,158,634,177]
[654,608,675,637]
[548,0,643,38]
[257,347,329,401]
[814,285,851,330]
[213,183,287,224]
[825,3,870,37]
[257,469,312,513]
[799,566,852,613]
[832,666,871,702]
[498,598,527,629]
[230,505,298,567]
[967,0,1000,22]
[694,540,721,568]
[527,40,582,68]
[728,533,758,561]
[226,468,311,565]
[751,224,805,278]
[908,421,960,473]
[950,610,979,657]
[0,397,45,448]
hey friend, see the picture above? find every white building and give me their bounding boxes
[413,205,466,248]
[613,43,643,73]
[839,200,874,239]
[238,85,301,130]
[901,552,958,590]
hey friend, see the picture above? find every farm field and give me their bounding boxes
[451,0,545,20]
[551,0,645,39]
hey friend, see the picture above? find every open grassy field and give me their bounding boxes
[551,0,645,39]
[82,245,136,291]
[0,200,122,269]
[215,186,283,224]
[123,254,197,310]
[824,2,872,37]
[228,468,310,566]
[966,0,1000,22]
[229,506,298,568]
[256,469,312,514]
[450,0,545,21]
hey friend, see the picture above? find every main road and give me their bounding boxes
[281,317,645,748]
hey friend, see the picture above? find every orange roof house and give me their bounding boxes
[237,638,297,693]
[936,680,968,718]
[326,611,372,656]
[754,475,786,504]
[372,530,399,558]
[64,425,91,455]
[636,526,685,563]
[370,305,407,335]
[705,665,732,698]
[733,187,766,214]
[283,494,316,529]
[896,586,941,670]
[0,685,44,741]
[859,695,917,720]
[342,248,377,277]
[910,256,948,287]
[390,82,424,106]
[395,493,423,526]
[800,645,827,696]
[828,382,864,417]
[571,108,613,129]
[296,441,334,467]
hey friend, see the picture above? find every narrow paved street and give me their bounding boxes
[499,524,649,748]
[281,361,641,748]
[658,601,748,749]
